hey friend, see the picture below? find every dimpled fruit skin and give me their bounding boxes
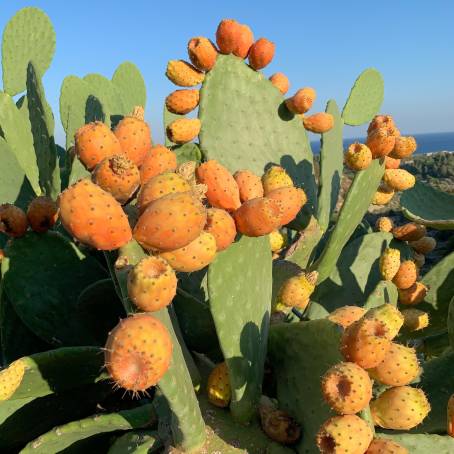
[196,160,241,211]
[105,313,172,391]
[364,304,404,340]
[27,197,58,233]
[345,143,372,171]
[316,415,373,454]
[166,60,204,87]
[321,362,372,414]
[390,136,417,159]
[0,359,26,400]
[127,256,177,312]
[215,19,253,58]
[375,216,393,233]
[367,115,396,135]
[398,282,428,305]
[369,342,420,386]
[159,231,217,272]
[366,127,396,158]
[269,230,285,252]
[370,386,430,430]
[327,306,366,329]
[262,166,293,195]
[285,87,316,114]
[248,38,275,70]
[92,155,140,204]
[380,248,401,281]
[114,116,151,167]
[205,208,236,251]
[266,186,307,225]
[409,236,437,255]
[140,145,177,185]
[269,72,290,95]
[233,197,282,237]
[392,260,418,290]
[166,118,201,144]
[383,169,416,192]
[133,192,206,252]
[372,186,395,205]
[276,272,317,311]
[392,223,427,241]
[58,179,132,250]
[303,112,334,134]
[137,172,191,213]
[165,89,200,115]
[365,438,409,454]
[75,121,122,170]
[187,37,217,71]
[0,204,28,237]
[207,362,231,408]
[234,169,264,202]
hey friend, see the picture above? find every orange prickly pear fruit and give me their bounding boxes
[390,136,417,159]
[134,192,206,252]
[372,185,395,205]
[345,143,372,171]
[269,230,286,252]
[365,438,409,454]
[233,197,283,237]
[235,23,254,58]
[384,155,401,169]
[366,127,396,158]
[58,179,132,250]
[316,415,373,454]
[166,118,201,144]
[92,155,140,204]
[392,222,427,241]
[275,271,318,312]
[196,160,241,211]
[368,342,421,386]
[166,60,204,87]
[137,172,191,213]
[0,358,26,400]
[165,89,199,115]
[262,166,293,194]
[375,216,393,232]
[303,112,334,134]
[75,121,122,170]
[234,169,264,202]
[26,196,58,233]
[159,231,217,272]
[402,308,429,331]
[269,72,290,95]
[127,256,177,312]
[187,37,217,71]
[379,247,401,281]
[114,107,151,166]
[248,38,275,70]
[267,186,307,225]
[327,306,366,329]
[364,304,404,340]
[207,362,231,408]
[321,362,372,414]
[367,114,396,135]
[140,145,177,185]
[398,282,428,305]
[215,19,253,58]
[447,394,454,437]
[104,313,172,392]
[205,208,236,251]
[409,236,436,254]
[0,204,27,238]
[371,386,430,430]
[392,260,418,290]
[383,169,416,191]
[285,87,316,114]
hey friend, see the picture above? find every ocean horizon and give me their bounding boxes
[310,131,454,155]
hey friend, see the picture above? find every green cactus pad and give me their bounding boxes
[108,430,161,454]
[112,62,147,114]
[173,143,203,164]
[68,156,91,186]
[1,8,56,96]
[316,100,344,232]
[363,280,398,309]
[400,181,454,230]
[20,403,155,454]
[198,54,317,214]
[378,434,454,453]
[208,235,272,423]
[312,158,385,282]
[448,297,454,349]
[341,68,384,126]
[0,92,40,194]
[268,319,342,454]
[1,232,106,345]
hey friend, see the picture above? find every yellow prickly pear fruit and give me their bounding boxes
[327,306,366,329]
[344,143,372,171]
[398,282,428,305]
[390,136,417,159]
[166,118,201,144]
[166,60,205,87]
[207,362,231,408]
[365,438,409,454]
[364,304,404,340]
[262,166,293,194]
[401,308,429,331]
[448,394,454,437]
[379,248,401,281]
[372,185,395,205]
[384,155,401,169]
[269,230,286,252]
[409,236,437,255]
[275,271,318,312]
[0,359,26,400]
[383,169,416,191]
[375,216,393,232]
[392,260,418,290]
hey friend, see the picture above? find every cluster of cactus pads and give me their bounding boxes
[1,7,454,454]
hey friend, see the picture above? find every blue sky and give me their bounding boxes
[1,0,454,146]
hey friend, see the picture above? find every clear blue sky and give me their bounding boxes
[1,0,454,146]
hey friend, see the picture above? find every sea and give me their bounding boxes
[310,131,454,155]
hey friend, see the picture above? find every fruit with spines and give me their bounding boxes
[159,231,217,272]
[166,60,204,86]
[372,185,395,205]
[364,304,404,339]
[409,236,437,255]
[165,89,199,115]
[166,118,201,144]
[379,247,401,281]
[269,72,289,95]
[447,394,454,437]
[390,136,417,159]
[262,165,293,194]
[269,230,286,252]
[127,256,177,312]
[327,306,366,329]
[204,208,236,252]
[365,438,409,454]
[0,358,26,400]
[321,362,372,414]
[196,160,241,211]
[398,282,428,305]
[26,196,58,233]
[104,313,172,392]
[75,121,122,170]
[366,127,396,158]
[384,155,401,169]
[345,143,372,171]
[267,186,307,225]
[234,169,264,202]
[92,155,140,204]
[187,37,217,71]
[383,169,416,191]
[402,308,429,331]
[275,271,318,312]
[248,38,275,70]
[303,112,334,133]
[0,204,28,237]
[259,400,301,445]
[58,179,132,250]
[367,115,396,135]
[207,362,231,408]
[392,222,427,241]
[215,19,254,58]
[316,415,373,454]
[140,145,177,184]
[392,260,418,290]
[375,216,393,232]
[370,386,430,430]
[285,87,316,114]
